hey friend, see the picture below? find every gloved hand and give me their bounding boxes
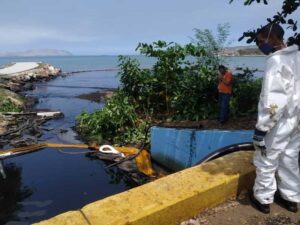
[253,129,267,157]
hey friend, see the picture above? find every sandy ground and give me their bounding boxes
[0,62,39,75]
[181,191,300,225]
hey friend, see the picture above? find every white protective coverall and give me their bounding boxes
[253,44,300,204]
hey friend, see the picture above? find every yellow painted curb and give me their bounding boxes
[35,151,255,225]
[34,210,89,225]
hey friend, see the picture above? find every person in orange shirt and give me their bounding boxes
[218,65,233,124]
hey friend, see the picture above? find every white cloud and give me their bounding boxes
[0,0,299,54]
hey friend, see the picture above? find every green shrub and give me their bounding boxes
[77,26,261,145]
[171,66,218,120]
[0,96,22,112]
[231,68,262,117]
[77,90,150,145]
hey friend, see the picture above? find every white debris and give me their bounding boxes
[0,62,39,75]
[37,111,63,118]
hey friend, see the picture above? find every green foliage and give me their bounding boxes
[0,96,22,112]
[192,23,231,67]
[77,90,151,145]
[135,41,207,116]
[171,66,218,120]
[230,0,299,46]
[77,25,261,145]
[231,68,262,116]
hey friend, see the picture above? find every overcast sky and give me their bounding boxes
[0,0,298,55]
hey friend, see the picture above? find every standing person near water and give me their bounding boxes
[218,65,233,124]
[251,23,300,214]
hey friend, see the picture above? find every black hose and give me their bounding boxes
[105,124,152,169]
[195,142,254,165]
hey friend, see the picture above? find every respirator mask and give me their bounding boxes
[259,24,274,55]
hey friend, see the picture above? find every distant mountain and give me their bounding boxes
[220,45,263,56]
[0,49,73,57]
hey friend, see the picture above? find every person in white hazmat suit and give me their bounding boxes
[251,23,300,214]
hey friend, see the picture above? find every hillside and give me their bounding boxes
[0,49,72,57]
[221,45,263,56]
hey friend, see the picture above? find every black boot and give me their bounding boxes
[249,192,270,214]
[275,193,298,213]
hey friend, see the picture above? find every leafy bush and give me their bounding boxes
[77,26,262,145]
[118,41,212,120]
[230,68,262,117]
[171,66,218,120]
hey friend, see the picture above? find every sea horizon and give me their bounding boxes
[0,55,266,73]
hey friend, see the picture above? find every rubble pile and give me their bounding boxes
[0,62,62,147]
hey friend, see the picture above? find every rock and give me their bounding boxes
[0,114,10,135]
[23,82,34,90]
[186,219,201,225]
[0,62,62,147]
[0,88,25,108]
[7,82,22,92]
[0,62,61,84]
[0,113,47,147]
[24,97,38,109]
[0,83,9,89]
[10,136,38,147]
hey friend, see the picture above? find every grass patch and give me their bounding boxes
[0,96,22,112]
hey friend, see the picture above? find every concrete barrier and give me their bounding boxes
[151,126,253,170]
[35,151,255,225]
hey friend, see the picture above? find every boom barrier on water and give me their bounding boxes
[0,143,160,180]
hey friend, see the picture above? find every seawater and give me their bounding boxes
[0,55,265,224]
[1,71,127,225]
[0,55,266,72]
[0,55,156,72]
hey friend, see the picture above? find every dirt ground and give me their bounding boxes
[181,191,300,225]
[161,117,257,130]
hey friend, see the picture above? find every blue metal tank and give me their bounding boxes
[150,126,254,171]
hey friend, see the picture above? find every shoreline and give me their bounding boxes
[0,62,62,148]
[0,62,118,152]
